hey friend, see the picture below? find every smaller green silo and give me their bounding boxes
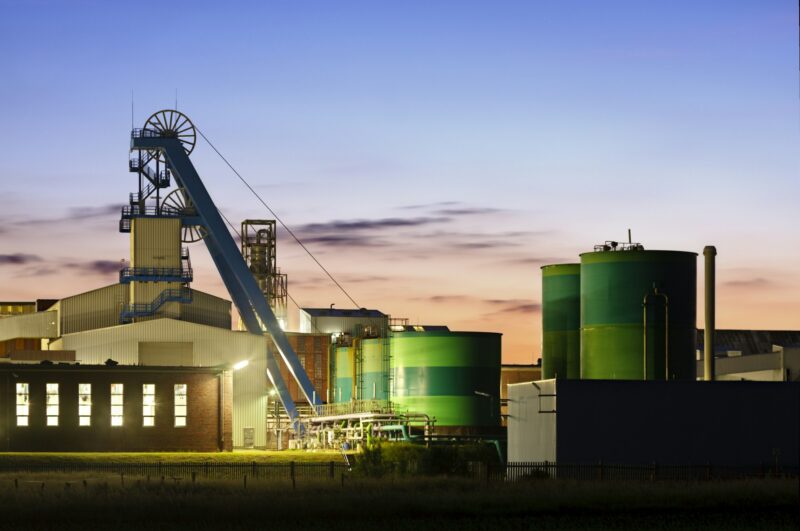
[361,338,389,401]
[541,263,581,379]
[333,346,354,402]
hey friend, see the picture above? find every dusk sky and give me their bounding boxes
[0,1,797,363]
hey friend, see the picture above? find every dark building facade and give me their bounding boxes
[0,364,232,452]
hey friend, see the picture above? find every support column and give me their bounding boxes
[703,246,716,381]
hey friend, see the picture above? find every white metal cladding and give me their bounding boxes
[59,284,128,335]
[180,290,231,330]
[0,311,58,341]
[50,318,270,447]
[131,217,181,268]
[508,379,557,462]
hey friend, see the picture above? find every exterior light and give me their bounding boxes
[232,360,249,371]
[268,388,277,397]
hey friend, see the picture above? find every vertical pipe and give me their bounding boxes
[703,246,717,381]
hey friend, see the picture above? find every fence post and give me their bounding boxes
[290,461,296,490]
[192,472,196,484]
[252,461,257,479]
[650,461,657,482]
[243,474,247,489]
[598,460,604,481]
[329,461,334,480]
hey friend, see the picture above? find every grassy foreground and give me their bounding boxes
[0,450,348,465]
[0,475,795,530]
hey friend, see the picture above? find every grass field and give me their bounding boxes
[0,450,349,465]
[0,474,795,530]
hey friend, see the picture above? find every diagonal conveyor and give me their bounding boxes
[131,132,320,431]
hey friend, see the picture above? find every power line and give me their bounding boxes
[197,128,361,309]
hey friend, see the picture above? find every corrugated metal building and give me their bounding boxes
[47,318,271,448]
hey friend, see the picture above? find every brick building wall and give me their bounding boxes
[0,365,232,452]
[270,332,330,404]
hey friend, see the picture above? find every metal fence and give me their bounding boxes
[0,460,795,483]
[496,461,800,482]
[0,461,349,482]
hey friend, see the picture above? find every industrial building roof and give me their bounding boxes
[0,363,226,374]
[696,329,800,356]
[301,308,386,318]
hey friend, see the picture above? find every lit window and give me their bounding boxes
[16,383,29,426]
[79,383,91,426]
[143,384,155,427]
[298,354,306,368]
[46,383,59,426]
[111,383,124,427]
[174,384,187,427]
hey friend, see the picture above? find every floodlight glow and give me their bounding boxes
[233,360,250,371]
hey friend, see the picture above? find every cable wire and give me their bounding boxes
[197,128,361,309]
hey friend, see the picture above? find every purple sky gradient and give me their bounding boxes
[0,1,798,362]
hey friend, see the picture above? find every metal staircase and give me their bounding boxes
[119,287,193,323]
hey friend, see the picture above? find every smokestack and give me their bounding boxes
[703,246,716,381]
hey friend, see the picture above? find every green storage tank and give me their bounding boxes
[580,249,697,380]
[541,263,581,379]
[333,346,354,402]
[391,331,501,427]
[361,338,389,400]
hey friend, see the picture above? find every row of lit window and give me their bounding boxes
[15,383,187,427]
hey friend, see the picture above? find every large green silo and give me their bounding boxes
[391,331,501,427]
[333,346,354,402]
[361,338,389,400]
[580,250,697,380]
[541,263,581,379]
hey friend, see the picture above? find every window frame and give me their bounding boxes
[78,383,91,427]
[15,382,29,427]
[174,383,187,427]
[142,383,156,427]
[46,383,59,427]
[110,383,124,427]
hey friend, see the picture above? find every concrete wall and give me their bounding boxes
[0,311,58,342]
[510,379,800,466]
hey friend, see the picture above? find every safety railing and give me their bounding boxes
[119,267,193,284]
[131,128,165,139]
[314,400,394,418]
[120,205,181,218]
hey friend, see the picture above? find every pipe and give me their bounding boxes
[643,285,669,380]
[703,246,716,381]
